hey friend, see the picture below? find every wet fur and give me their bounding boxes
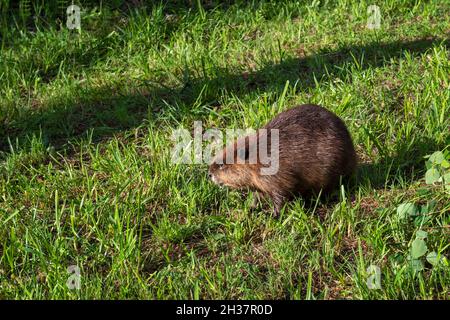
[209,104,357,217]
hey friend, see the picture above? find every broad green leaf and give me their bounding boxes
[428,151,444,165]
[425,168,440,184]
[440,159,450,168]
[397,203,417,219]
[411,238,427,258]
[415,230,428,239]
[410,259,424,272]
[426,252,440,266]
[442,172,450,184]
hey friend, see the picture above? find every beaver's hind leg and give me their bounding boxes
[271,192,288,218]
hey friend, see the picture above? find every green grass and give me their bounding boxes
[0,0,449,299]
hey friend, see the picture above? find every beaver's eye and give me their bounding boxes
[218,164,225,170]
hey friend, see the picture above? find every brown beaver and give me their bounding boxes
[208,104,357,217]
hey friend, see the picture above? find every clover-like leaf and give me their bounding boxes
[442,172,450,185]
[425,168,440,184]
[426,252,440,266]
[428,151,444,165]
[397,203,417,219]
[440,159,450,168]
[410,259,424,272]
[415,230,428,240]
[411,238,427,259]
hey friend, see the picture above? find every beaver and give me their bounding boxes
[208,104,357,217]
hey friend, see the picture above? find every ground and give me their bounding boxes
[0,0,449,299]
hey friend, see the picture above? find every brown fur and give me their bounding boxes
[209,104,357,216]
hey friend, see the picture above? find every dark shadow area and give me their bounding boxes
[355,136,444,189]
[2,36,448,144]
[0,0,304,50]
[1,36,449,190]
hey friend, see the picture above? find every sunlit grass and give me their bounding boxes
[0,0,449,299]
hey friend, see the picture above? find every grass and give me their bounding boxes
[0,0,449,299]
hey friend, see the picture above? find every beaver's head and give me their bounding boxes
[208,134,259,189]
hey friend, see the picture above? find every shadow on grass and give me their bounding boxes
[356,136,443,188]
[1,36,448,186]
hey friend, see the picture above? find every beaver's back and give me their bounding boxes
[262,104,356,195]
